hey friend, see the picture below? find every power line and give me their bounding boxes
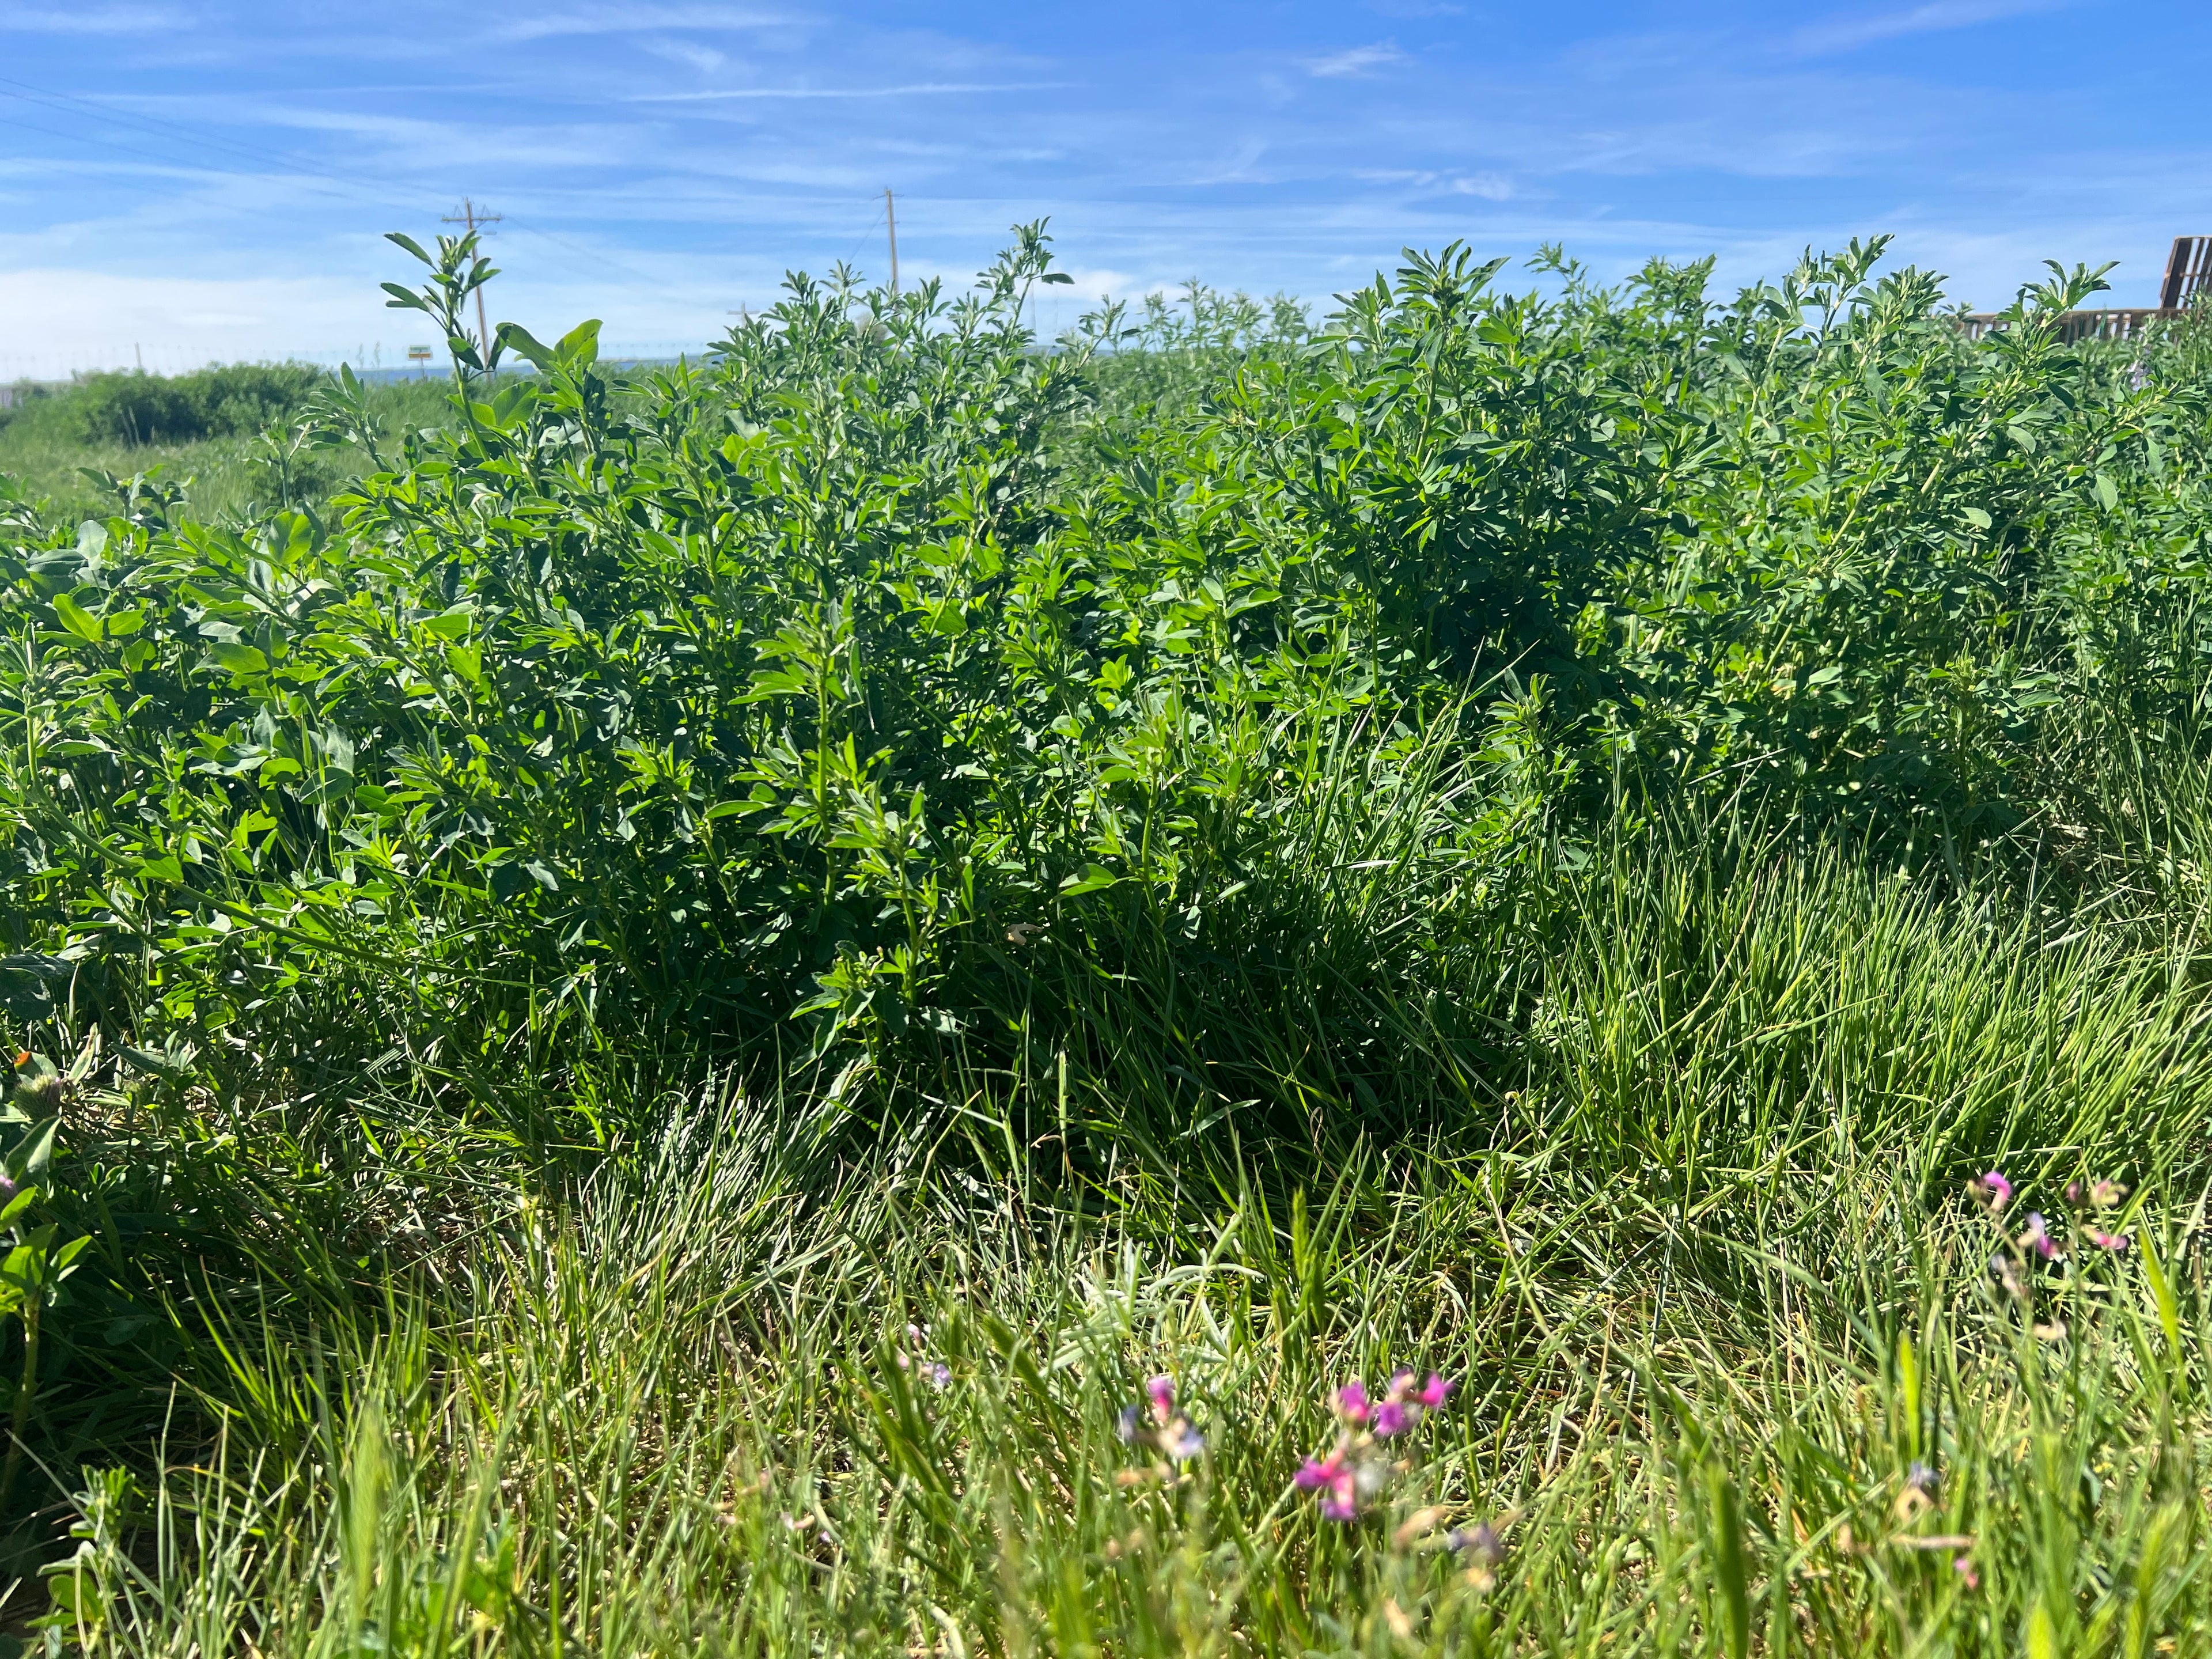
[0,77,414,196]
[0,80,667,290]
[0,77,888,300]
[0,85,435,218]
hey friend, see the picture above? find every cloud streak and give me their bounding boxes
[0,0,2202,372]
[1305,41,1407,78]
[486,5,787,43]
[1789,0,2067,56]
[631,81,1074,101]
[0,3,189,33]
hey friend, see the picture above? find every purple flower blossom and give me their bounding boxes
[1373,1400,1411,1437]
[1415,1373,1455,1410]
[2018,1213,2058,1259]
[1116,1404,1142,1444]
[1335,1381,1372,1426]
[2087,1228,2132,1252]
[1162,1422,1205,1462]
[926,1362,950,1390]
[1972,1171,2013,1212]
[1906,1461,1938,1494]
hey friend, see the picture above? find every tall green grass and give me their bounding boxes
[39,828,2212,1654]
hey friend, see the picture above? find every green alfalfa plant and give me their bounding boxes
[0,1050,92,1517]
[379,228,502,393]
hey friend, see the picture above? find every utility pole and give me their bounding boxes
[441,198,503,363]
[884,187,899,298]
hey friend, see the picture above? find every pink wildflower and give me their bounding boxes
[1415,1373,1455,1410]
[1373,1400,1411,1437]
[1971,1171,2013,1212]
[1954,1554,1979,1591]
[1335,1381,1372,1426]
[2018,1213,2058,1259]
[1294,1448,1360,1521]
[1146,1374,1176,1425]
[2086,1228,2132,1252]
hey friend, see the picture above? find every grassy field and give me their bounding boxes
[0,370,456,525]
[4,225,2212,1653]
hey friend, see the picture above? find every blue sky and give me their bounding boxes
[0,0,2206,376]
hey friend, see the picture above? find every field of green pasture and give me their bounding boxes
[4,224,2212,1653]
[0,368,453,525]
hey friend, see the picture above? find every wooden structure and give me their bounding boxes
[1961,235,2212,342]
[2161,234,2212,309]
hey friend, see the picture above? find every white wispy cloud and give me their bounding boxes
[1305,40,1407,78]
[632,81,1073,101]
[639,36,727,71]
[488,5,786,43]
[1790,0,2067,56]
[0,3,188,33]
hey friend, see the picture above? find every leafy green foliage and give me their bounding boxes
[6,226,2212,1646]
[44,363,326,448]
[3,231,2212,1149]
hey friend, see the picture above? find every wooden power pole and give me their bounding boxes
[884,188,899,297]
[441,198,503,362]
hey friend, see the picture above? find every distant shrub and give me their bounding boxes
[68,363,325,446]
[0,382,57,433]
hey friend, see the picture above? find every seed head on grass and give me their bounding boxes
[1990,1252,2028,1300]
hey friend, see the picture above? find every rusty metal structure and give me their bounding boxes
[1961,236,2212,342]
